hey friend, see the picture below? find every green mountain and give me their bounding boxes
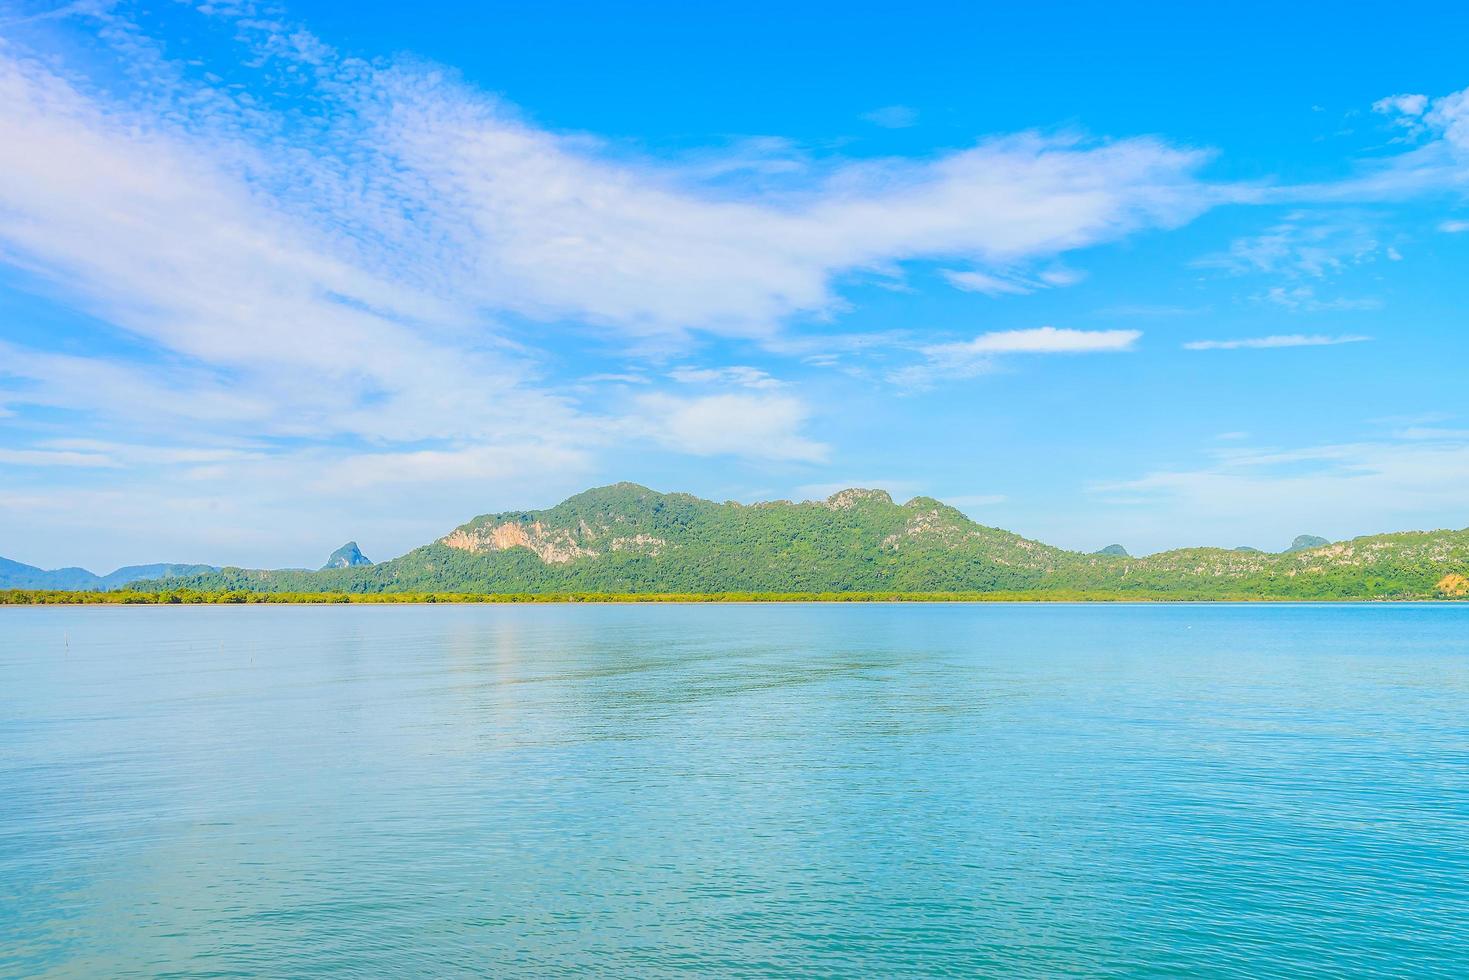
[131,483,1469,600]
[1096,544,1129,557]
[1284,534,1330,553]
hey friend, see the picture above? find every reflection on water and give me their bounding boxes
[2,603,1468,976]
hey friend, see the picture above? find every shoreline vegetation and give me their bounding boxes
[2,589,1466,605]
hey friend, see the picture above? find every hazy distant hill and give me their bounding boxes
[133,483,1469,600]
[0,556,217,591]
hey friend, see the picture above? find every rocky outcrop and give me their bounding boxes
[1436,573,1469,597]
[322,541,372,570]
[442,521,665,564]
[823,488,894,509]
[442,522,596,564]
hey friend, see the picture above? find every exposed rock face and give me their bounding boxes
[882,505,963,549]
[1096,544,1130,557]
[1437,573,1469,597]
[322,542,371,570]
[609,534,666,556]
[823,488,894,509]
[442,521,664,564]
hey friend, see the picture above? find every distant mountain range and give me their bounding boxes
[0,540,368,591]
[0,557,219,591]
[71,483,1467,600]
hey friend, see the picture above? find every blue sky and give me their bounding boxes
[2,0,1469,570]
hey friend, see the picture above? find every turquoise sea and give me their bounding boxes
[2,603,1468,976]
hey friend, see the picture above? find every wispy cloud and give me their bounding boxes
[941,269,1035,296]
[0,19,1219,351]
[892,327,1140,387]
[0,447,120,468]
[1256,285,1382,312]
[668,366,785,390]
[1197,212,1385,279]
[936,326,1141,355]
[941,265,1085,296]
[1183,334,1370,350]
[1372,93,1430,139]
[1309,84,1469,198]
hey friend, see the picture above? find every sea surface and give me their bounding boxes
[2,603,1468,977]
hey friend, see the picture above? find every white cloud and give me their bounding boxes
[1197,213,1383,278]
[942,327,1140,354]
[579,373,651,385]
[0,447,120,468]
[941,269,1036,296]
[1257,285,1381,312]
[634,393,828,462]
[1183,334,1370,350]
[1037,266,1087,287]
[668,366,785,389]
[941,265,1086,296]
[1440,219,1469,233]
[1306,85,1469,198]
[1372,93,1428,118]
[0,18,1217,352]
[892,327,1139,387]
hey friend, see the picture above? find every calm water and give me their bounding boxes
[2,604,1468,977]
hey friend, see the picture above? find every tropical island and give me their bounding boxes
[4,483,1468,603]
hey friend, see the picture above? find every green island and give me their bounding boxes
[4,483,1469,603]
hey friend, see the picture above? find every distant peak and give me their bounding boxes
[322,541,372,570]
[1284,534,1330,554]
[823,488,894,509]
[560,482,661,505]
[1095,544,1129,557]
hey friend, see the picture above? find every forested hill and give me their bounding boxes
[131,483,1469,599]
